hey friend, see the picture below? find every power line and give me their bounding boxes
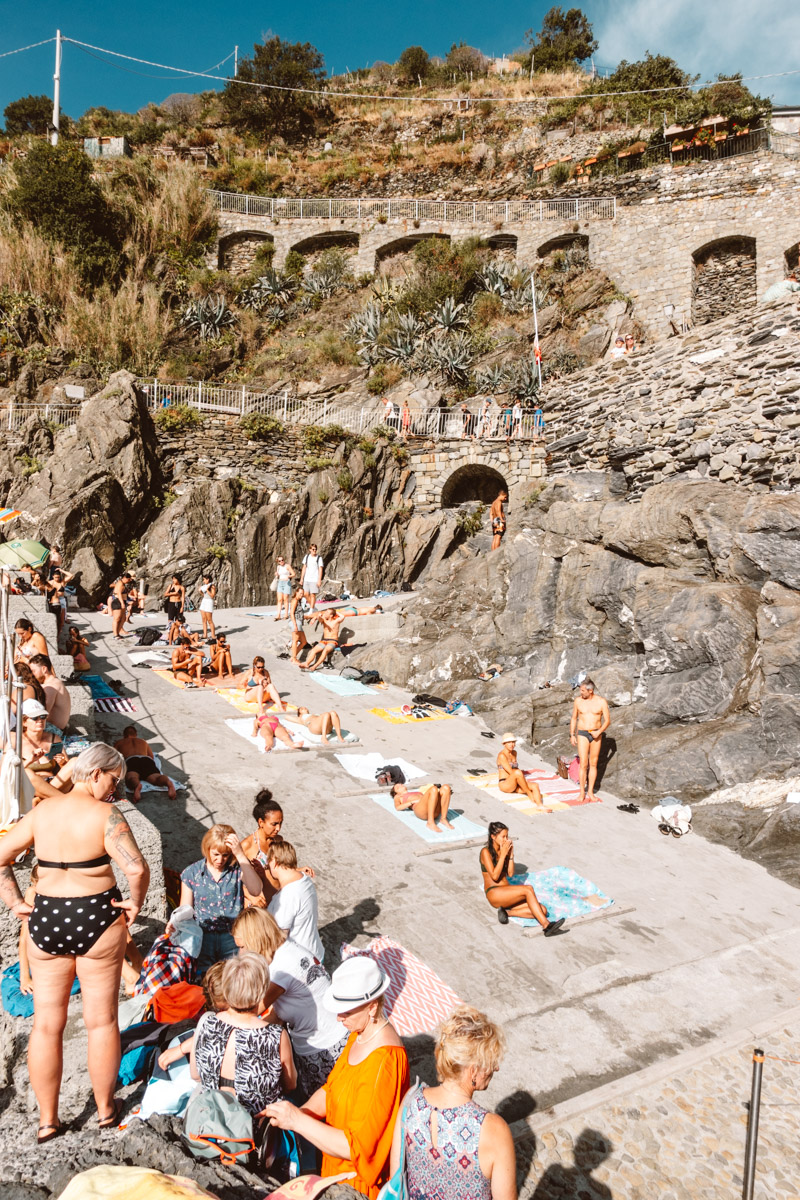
[0,36,55,60]
[69,43,234,83]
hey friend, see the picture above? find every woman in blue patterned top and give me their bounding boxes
[389,1005,517,1200]
[180,824,263,976]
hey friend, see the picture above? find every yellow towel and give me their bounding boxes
[369,706,455,725]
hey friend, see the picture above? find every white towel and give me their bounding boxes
[334,751,427,782]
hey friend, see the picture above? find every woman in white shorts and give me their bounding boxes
[274,556,295,621]
[198,574,216,641]
[300,544,323,607]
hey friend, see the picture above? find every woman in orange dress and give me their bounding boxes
[264,957,409,1199]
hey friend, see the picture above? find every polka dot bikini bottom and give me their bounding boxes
[28,886,123,956]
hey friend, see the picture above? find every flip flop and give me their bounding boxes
[37,1122,63,1145]
[98,1099,123,1129]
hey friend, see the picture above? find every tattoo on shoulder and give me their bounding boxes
[105,806,145,869]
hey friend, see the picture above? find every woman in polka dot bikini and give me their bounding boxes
[0,743,150,1144]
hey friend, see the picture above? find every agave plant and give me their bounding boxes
[425,332,473,383]
[477,262,514,296]
[474,364,509,393]
[394,310,425,340]
[181,295,237,341]
[348,302,384,365]
[382,330,416,365]
[238,268,296,312]
[371,274,401,311]
[429,296,469,335]
[302,268,340,300]
[506,359,541,401]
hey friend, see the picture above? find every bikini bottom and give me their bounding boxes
[28,886,123,956]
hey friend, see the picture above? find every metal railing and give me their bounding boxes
[209,190,617,223]
[0,581,25,822]
[137,378,545,441]
[3,403,81,432]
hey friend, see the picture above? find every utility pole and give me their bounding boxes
[531,271,543,390]
[234,45,238,77]
[51,28,62,146]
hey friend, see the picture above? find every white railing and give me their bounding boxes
[0,582,25,816]
[3,403,81,432]
[137,378,544,441]
[209,191,617,223]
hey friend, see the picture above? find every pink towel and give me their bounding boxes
[341,936,462,1035]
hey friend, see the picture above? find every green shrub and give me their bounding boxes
[207,544,228,560]
[154,403,204,432]
[154,489,177,508]
[372,423,397,441]
[337,468,354,493]
[302,422,348,451]
[472,292,504,327]
[315,331,358,366]
[366,363,402,395]
[363,453,376,470]
[16,452,43,477]
[358,437,376,454]
[306,455,334,471]
[455,502,486,537]
[390,443,409,464]
[549,162,573,185]
[240,412,284,441]
[122,539,141,568]
[317,490,329,503]
[284,250,306,278]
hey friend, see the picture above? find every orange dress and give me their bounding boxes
[321,1032,410,1199]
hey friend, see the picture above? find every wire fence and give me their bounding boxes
[209,191,617,223]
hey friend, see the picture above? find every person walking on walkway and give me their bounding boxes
[0,743,150,1142]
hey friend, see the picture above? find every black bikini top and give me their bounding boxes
[36,854,112,870]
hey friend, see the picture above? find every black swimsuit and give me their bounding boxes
[29,854,122,956]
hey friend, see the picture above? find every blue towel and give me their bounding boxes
[311,673,376,696]
[371,793,485,843]
[506,867,613,926]
[82,674,118,700]
[1,961,80,1018]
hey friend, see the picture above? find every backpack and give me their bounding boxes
[412,693,447,708]
[340,666,364,680]
[360,670,381,685]
[376,764,405,786]
[183,1088,256,1166]
[137,628,161,646]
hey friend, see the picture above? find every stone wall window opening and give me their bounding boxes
[691,235,756,326]
[288,230,360,269]
[374,232,451,272]
[784,242,800,275]
[536,233,590,269]
[440,463,509,508]
[218,231,274,274]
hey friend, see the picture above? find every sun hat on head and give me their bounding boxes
[22,699,48,719]
[501,732,517,744]
[323,957,390,1015]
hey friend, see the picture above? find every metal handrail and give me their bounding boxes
[0,579,25,815]
[208,191,617,222]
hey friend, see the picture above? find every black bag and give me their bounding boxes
[360,670,381,685]
[400,580,413,592]
[340,666,363,680]
[412,692,447,708]
[376,764,405,786]
[137,628,161,646]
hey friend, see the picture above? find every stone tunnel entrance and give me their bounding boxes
[440,463,509,507]
[691,236,756,325]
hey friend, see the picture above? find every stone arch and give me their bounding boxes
[692,235,756,325]
[440,462,509,508]
[374,232,450,268]
[288,230,360,256]
[218,231,274,274]
[485,233,518,257]
[536,233,589,262]
[785,242,800,274]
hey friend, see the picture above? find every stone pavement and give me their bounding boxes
[516,1010,800,1199]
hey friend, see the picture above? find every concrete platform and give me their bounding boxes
[73,602,800,1121]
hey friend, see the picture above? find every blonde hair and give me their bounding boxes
[71,742,124,783]
[435,1005,506,1083]
[268,838,297,869]
[201,824,236,861]
[232,907,286,962]
[221,951,270,1012]
[202,961,227,1012]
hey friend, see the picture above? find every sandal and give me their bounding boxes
[98,1099,123,1129]
[658,823,671,836]
[37,1123,62,1145]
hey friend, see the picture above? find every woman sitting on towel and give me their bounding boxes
[496,734,543,808]
[264,957,409,1200]
[238,656,285,710]
[480,822,565,936]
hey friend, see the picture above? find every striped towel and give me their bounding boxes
[341,936,461,1036]
[94,696,137,714]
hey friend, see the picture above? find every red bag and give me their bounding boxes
[151,981,206,1023]
[567,756,581,784]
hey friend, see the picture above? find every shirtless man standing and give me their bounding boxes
[570,679,611,802]
[490,490,508,551]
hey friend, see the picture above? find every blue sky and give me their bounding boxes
[1,1,797,120]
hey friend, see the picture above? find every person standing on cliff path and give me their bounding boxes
[570,680,611,803]
[490,491,508,551]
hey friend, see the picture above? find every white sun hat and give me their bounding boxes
[323,957,390,1015]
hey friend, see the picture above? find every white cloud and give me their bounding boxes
[592,0,800,103]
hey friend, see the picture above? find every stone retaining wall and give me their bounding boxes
[544,299,800,500]
[157,413,311,494]
[410,441,547,510]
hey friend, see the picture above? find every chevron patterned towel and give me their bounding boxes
[94,697,137,713]
[341,936,461,1036]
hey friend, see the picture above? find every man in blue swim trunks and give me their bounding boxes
[569,679,610,802]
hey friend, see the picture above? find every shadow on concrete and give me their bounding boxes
[530,1127,613,1200]
[320,898,382,967]
[595,737,617,789]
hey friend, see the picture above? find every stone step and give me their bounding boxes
[337,612,403,643]
[66,682,95,739]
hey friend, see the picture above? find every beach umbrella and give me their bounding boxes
[0,509,20,524]
[0,540,50,570]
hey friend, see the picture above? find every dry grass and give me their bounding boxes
[55,278,172,375]
[109,161,217,281]
[0,211,83,313]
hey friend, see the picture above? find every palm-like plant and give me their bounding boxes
[382,330,416,364]
[478,262,514,295]
[181,295,237,341]
[429,296,469,335]
[474,364,509,392]
[371,275,400,311]
[425,332,473,383]
[238,268,295,312]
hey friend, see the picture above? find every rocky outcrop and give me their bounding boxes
[0,373,163,601]
[360,475,800,800]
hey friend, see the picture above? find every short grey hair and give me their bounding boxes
[222,951,270,1012]
[70,742,125,782]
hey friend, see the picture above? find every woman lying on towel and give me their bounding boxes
[252,709,303,753]
[391,782,453,833]
[480,822,565,936]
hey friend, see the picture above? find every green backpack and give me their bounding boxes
[183,1088,256,1166]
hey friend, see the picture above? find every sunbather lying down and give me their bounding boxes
[293,705,347,743]
[391,782,454,832]
[252,711,303,752]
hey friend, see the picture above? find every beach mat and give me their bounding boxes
[82,674,119,700]
[506,867,613,926]
[310,673,376,697]
[370,793,484,843]
[464,770,598,813]
[369,705,455,725]
[216,687,297,717]
[95,696,137,714]
[152,669,194,690]
[341,936,462,1036]
[225,717,317,753]
[283,718,358,745]
[335,752,427,783]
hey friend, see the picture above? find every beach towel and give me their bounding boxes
[1,960,79,1017]
[57,1165,218,1199]
[152,669,206,691]
[129,650,172,666]
[504,867,613,926]
[464,770,597,813]
[225,717,314,753]
[94,696,137,714]
[310,673,376,697]
[283,718,358,745]
[83,675,119,699]
[136,755,185,795]
[215,687,297,718]
[335,752,427,783]
[341,936,462,1036]
[370,793,484,844]
[369,705,455,725]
